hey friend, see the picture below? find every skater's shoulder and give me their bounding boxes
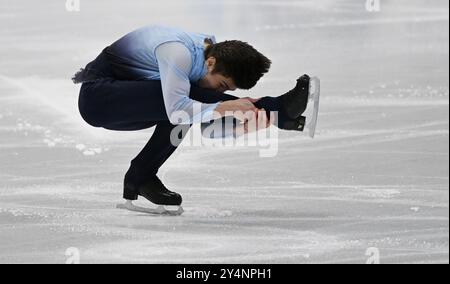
[136,24,215,40]
[155,41,192,67]
[135,24,189,34]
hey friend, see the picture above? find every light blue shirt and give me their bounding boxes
[106,25,220,125]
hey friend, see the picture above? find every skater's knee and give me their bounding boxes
[78,83,105,127]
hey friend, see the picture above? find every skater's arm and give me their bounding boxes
[155,42,220,125]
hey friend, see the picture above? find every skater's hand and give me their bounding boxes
[243,108,274,134]
[214,99,258,121]
[242,97,261,104]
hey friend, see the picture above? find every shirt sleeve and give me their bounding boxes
[155,41,220,125]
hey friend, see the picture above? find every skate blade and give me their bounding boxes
[117,200,184,216]
[309,76,320,101]
[307,77,321,138]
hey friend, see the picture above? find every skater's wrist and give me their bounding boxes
[213,101,235,119]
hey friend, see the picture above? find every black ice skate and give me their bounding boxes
[281,74,311,120]
[282,116,306,132]
[281,75,321,138]
[117,174,183,216]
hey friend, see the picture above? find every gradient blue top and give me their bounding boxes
[105,25,220,125]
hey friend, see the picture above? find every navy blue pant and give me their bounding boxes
[77,51,291,183]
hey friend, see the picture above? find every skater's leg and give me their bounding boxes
[190,85,295,131]
[127,86,241,181]
[79,77,302,132]
[190,84,287,123]
[189,84,239,103]
[253,96,292,129]
[128,121,192,182]
[124,122,186,205]
[78,79,169,130]
[79,79,241,130]
[78,78,241,181]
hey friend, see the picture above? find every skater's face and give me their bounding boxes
[199,57,237,93]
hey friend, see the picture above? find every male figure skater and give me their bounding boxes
[73,25,319,214]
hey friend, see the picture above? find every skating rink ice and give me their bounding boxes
[0,0,448,263]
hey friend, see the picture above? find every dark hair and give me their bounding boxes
[204,40,271,89]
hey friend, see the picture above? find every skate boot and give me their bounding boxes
[282,116,306,132]
[117,172,183,216]
[280,74,311,120]
[281,75,321,138]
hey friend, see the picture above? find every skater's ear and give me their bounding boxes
[205,57,217,72]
